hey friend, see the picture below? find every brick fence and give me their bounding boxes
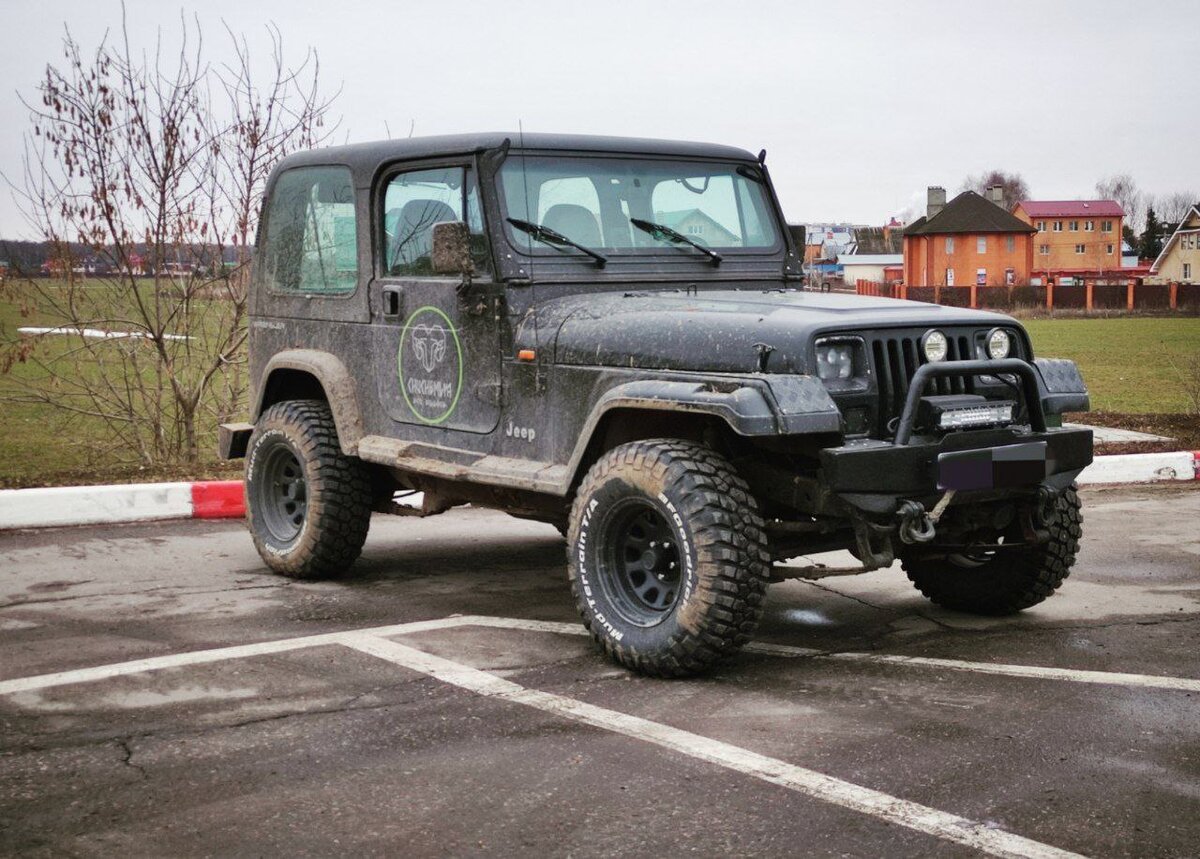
[856,279,1200,312]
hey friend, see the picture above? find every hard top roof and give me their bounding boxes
[276,132,759,173]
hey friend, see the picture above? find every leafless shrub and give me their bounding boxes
[1,8,337,467]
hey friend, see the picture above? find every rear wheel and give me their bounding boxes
[246,400,372,579]
[567,440,770,677]
[902,486,1082,615]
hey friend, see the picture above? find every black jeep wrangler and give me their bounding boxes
[220,133,1091,677]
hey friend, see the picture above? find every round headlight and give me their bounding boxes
[986,328,1011,359]
[921,329,948,363]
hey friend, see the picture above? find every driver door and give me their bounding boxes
[372,162,501,435]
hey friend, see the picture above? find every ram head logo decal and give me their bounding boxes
[411,323,447,373]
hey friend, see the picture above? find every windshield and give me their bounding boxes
[497,156,781,257]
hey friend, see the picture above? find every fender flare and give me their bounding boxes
[563,376,841,487]
[255,350,365,454]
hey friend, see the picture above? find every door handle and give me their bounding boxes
[382,286,402,318]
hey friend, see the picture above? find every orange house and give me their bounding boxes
[903,187,1036,286]
[1011,200,1124,274]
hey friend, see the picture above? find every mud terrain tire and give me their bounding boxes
[246,399,372,579]
[902,486,1083,615]
[567,440,770,677]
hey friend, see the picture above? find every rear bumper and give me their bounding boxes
[818,426,1093,515]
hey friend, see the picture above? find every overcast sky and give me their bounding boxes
[1,0,1195,237]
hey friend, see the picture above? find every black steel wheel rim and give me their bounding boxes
[256,443,307,543]
[599,499,684,625]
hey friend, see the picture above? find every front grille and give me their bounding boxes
[870,332,976,436]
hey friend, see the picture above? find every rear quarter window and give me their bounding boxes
[260,166,358,295]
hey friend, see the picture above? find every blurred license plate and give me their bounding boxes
[937,442,1047,491]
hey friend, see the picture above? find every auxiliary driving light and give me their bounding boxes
[921,329,948,362]
[918,395,1016,432]
[986,328,1012,359]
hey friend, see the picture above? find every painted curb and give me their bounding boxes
[0,481,244,530]
[0,452,1195,530]
[1077,451,1199,485]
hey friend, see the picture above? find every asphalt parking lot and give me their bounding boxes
[2,483,1198,857]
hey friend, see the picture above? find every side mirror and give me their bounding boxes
[430,221,474,276]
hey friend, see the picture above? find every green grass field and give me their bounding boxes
[1023,317,1200,413]
[1,284,1197,488]
[0,279,244,488]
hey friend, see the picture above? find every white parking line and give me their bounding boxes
[453,615,1200,693]
[0,616,476,695]
[343,633,1083,859]
[4,613,1198,696]
[9,613,1187,857]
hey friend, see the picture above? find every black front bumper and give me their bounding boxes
[819,426,1093,515]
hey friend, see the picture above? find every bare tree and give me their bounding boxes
[1095,174,1144,235]
[1150,191,1198,227]
[960,170,1029,212]
[0,10,336,468]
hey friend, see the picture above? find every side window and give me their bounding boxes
[383,166,491,276]
[261,166,357,295]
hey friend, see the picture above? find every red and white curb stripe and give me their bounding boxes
[0,481,244,530]
[0,453,1195,531]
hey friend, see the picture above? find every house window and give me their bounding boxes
[1069,220,1079,231]
[1184,263,1192,280]
[1107,243,1115,255]
[1053,221,1063,232]
[977,236,987,253]
[976,268,986,285]
[687,224,703,235]
[1006,236,1015,252]
[1075,244,1086,254]
[946,267,955,286]
[945,237,955,253]
[1039,244,1049,255]
[1085,220,1094,232]
[1005,268,1015,285]
[1037,221,1045,232]
[1101,220,1113,232]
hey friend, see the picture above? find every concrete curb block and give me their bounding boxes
[1077,451,1199,485]
[0,481,245,530]
[0,454,1196,530]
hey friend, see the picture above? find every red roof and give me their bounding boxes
[1017,200,1124,218]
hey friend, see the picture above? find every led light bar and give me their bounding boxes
[937,401,1015,430]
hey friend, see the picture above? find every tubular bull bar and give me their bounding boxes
[892,358,1046,446]
[817,357,1093,529]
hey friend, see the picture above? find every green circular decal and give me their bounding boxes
[397,305,463,424]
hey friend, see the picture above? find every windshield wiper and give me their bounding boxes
[630,218,722,266]
[507,218,607,268]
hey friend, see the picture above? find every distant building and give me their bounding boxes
[902,186,1036,286]
[839,254,903,286]
[1149,202,1200,284]
[802,223,858,264]
[1012,200,1124,274]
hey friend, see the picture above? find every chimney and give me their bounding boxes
[986,184,1005,207]
[927,186,946,219]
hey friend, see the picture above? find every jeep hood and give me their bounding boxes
[541,288,1018,374]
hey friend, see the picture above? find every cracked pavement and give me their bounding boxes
[1,483,1198,857]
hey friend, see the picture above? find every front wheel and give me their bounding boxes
[245,399,373,579]
[567,440,771,677]
[902,486,1083,615]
